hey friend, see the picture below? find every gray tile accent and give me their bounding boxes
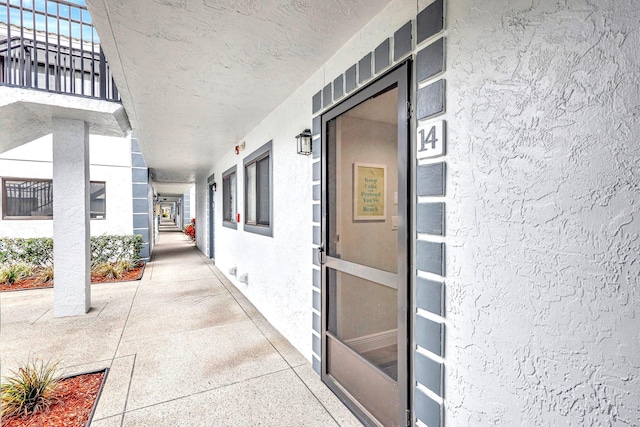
[312,290,321,311]
[312,116,321,136]
[312,91,322,113]
[313,184,320,201]
[131,137,140,153]
[313,268,320,289]
[417,37,445,82]
[133,199,149,214]
[132,183,148,198]
[333,75,344,100]
[417,162,445,196]
[345,64,357,93]
[312,312,320,332]
[417,202,444,235]
[416,277,444,316]
[137,242,150,260]
[416,241,445,276]
[313,204,320,223]
[132,167,148,183]
[313,226,320,245]
[417,79,445,119]
[415,387,442,427]
[132,228,149,241]
[358,53,372,83]
[313,161,321,181]
[313,247,320,266]
[322,83,333,108]
[133,213,149,229]
[312,334,321,356]
[374,38,390,74]
[415,315,443,356]
[415,351,443,397]
[131,152,146,167]
[417,0,444,44]
[394,21,412,61]
[312,356,321,374]
[312,138,320,159]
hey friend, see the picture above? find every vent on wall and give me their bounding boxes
[229,267,237,276]
[238,273,248,284]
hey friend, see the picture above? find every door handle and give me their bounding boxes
[317,244,325,265]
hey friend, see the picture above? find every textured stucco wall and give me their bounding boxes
[0,134,133,238]
[445,0,640,425]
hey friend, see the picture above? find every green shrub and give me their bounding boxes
[0,263,34,285]
[1,359,60,418]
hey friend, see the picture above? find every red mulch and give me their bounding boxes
[0,265,144,292]
[2,372,104,427]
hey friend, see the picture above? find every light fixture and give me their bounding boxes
[296,129,313,156]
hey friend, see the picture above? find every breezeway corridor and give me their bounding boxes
[0,225,361,426]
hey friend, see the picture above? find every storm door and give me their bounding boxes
[321,62,410,427]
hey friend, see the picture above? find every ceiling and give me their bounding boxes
[84,0,392,197]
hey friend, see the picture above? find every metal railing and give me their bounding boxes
[0,0,119,101]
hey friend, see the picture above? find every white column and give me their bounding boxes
[53,118,91,317]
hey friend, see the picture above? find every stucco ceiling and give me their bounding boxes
[85,0,392,196]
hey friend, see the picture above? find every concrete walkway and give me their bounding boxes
[1,225,362,426]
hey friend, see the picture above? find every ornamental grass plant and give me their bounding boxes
[1,359,61,418]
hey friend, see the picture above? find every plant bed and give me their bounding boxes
[2,368,108,427]
[0,264,145,292]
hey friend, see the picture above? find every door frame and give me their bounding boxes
[207,174,216,261]
[320,61,412,427]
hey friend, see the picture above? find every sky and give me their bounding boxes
[1,0,98,41]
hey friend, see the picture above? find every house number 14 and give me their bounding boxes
[417,120,445,159]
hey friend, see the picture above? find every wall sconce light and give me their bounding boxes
[296,129,313,156]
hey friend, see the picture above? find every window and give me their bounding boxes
[2,178,106,220]
[244,141,272,236]
[222,166,237,229]
[90,182,106,219]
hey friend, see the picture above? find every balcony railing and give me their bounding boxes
[0,0,119,101]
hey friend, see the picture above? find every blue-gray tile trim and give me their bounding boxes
[313,226,320,245]
[417,79,445,119]
[417,37,445,82]
[345,64,357,93]
[132,183,148,198]
[313,204,320,223]
[415,351,443,397]
[394,21,412,61]
[415,315,443,356]
[374,38,390,74]
[312,91,322,113]
[313,269,320,289]
[313,161,321,181]
[312,312,320,332]
[416,240,445,276]
[313,247,320,266]
[312,290,321,311]
[312,356,321,374]
[416,277,444,316]
[131,137,140,153]
[133,213,149,229]
[313,184,320,201]
[313,334,321,356]
[131,152,146,167]
[323,83,333,108]
[312,138,320,158]
[417,162,446,196]
[415,388,442,427]
[132,168,148,183]
[417,202,445,235]
[133,199,149,214]
[417,0,444,44]
[358,53,372,83]
[312,116,321,136]
[333,75,344,100]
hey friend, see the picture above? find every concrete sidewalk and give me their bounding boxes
[1,225,362,426]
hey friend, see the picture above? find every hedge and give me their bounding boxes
[0,235,143,267]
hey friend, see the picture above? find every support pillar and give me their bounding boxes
[53,118,91,317]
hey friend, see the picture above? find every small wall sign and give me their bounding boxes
[417,120,445,159]
[353,162,386,221]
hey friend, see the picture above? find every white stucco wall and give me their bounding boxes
[195,0,639,425]
[0,134,133,238]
